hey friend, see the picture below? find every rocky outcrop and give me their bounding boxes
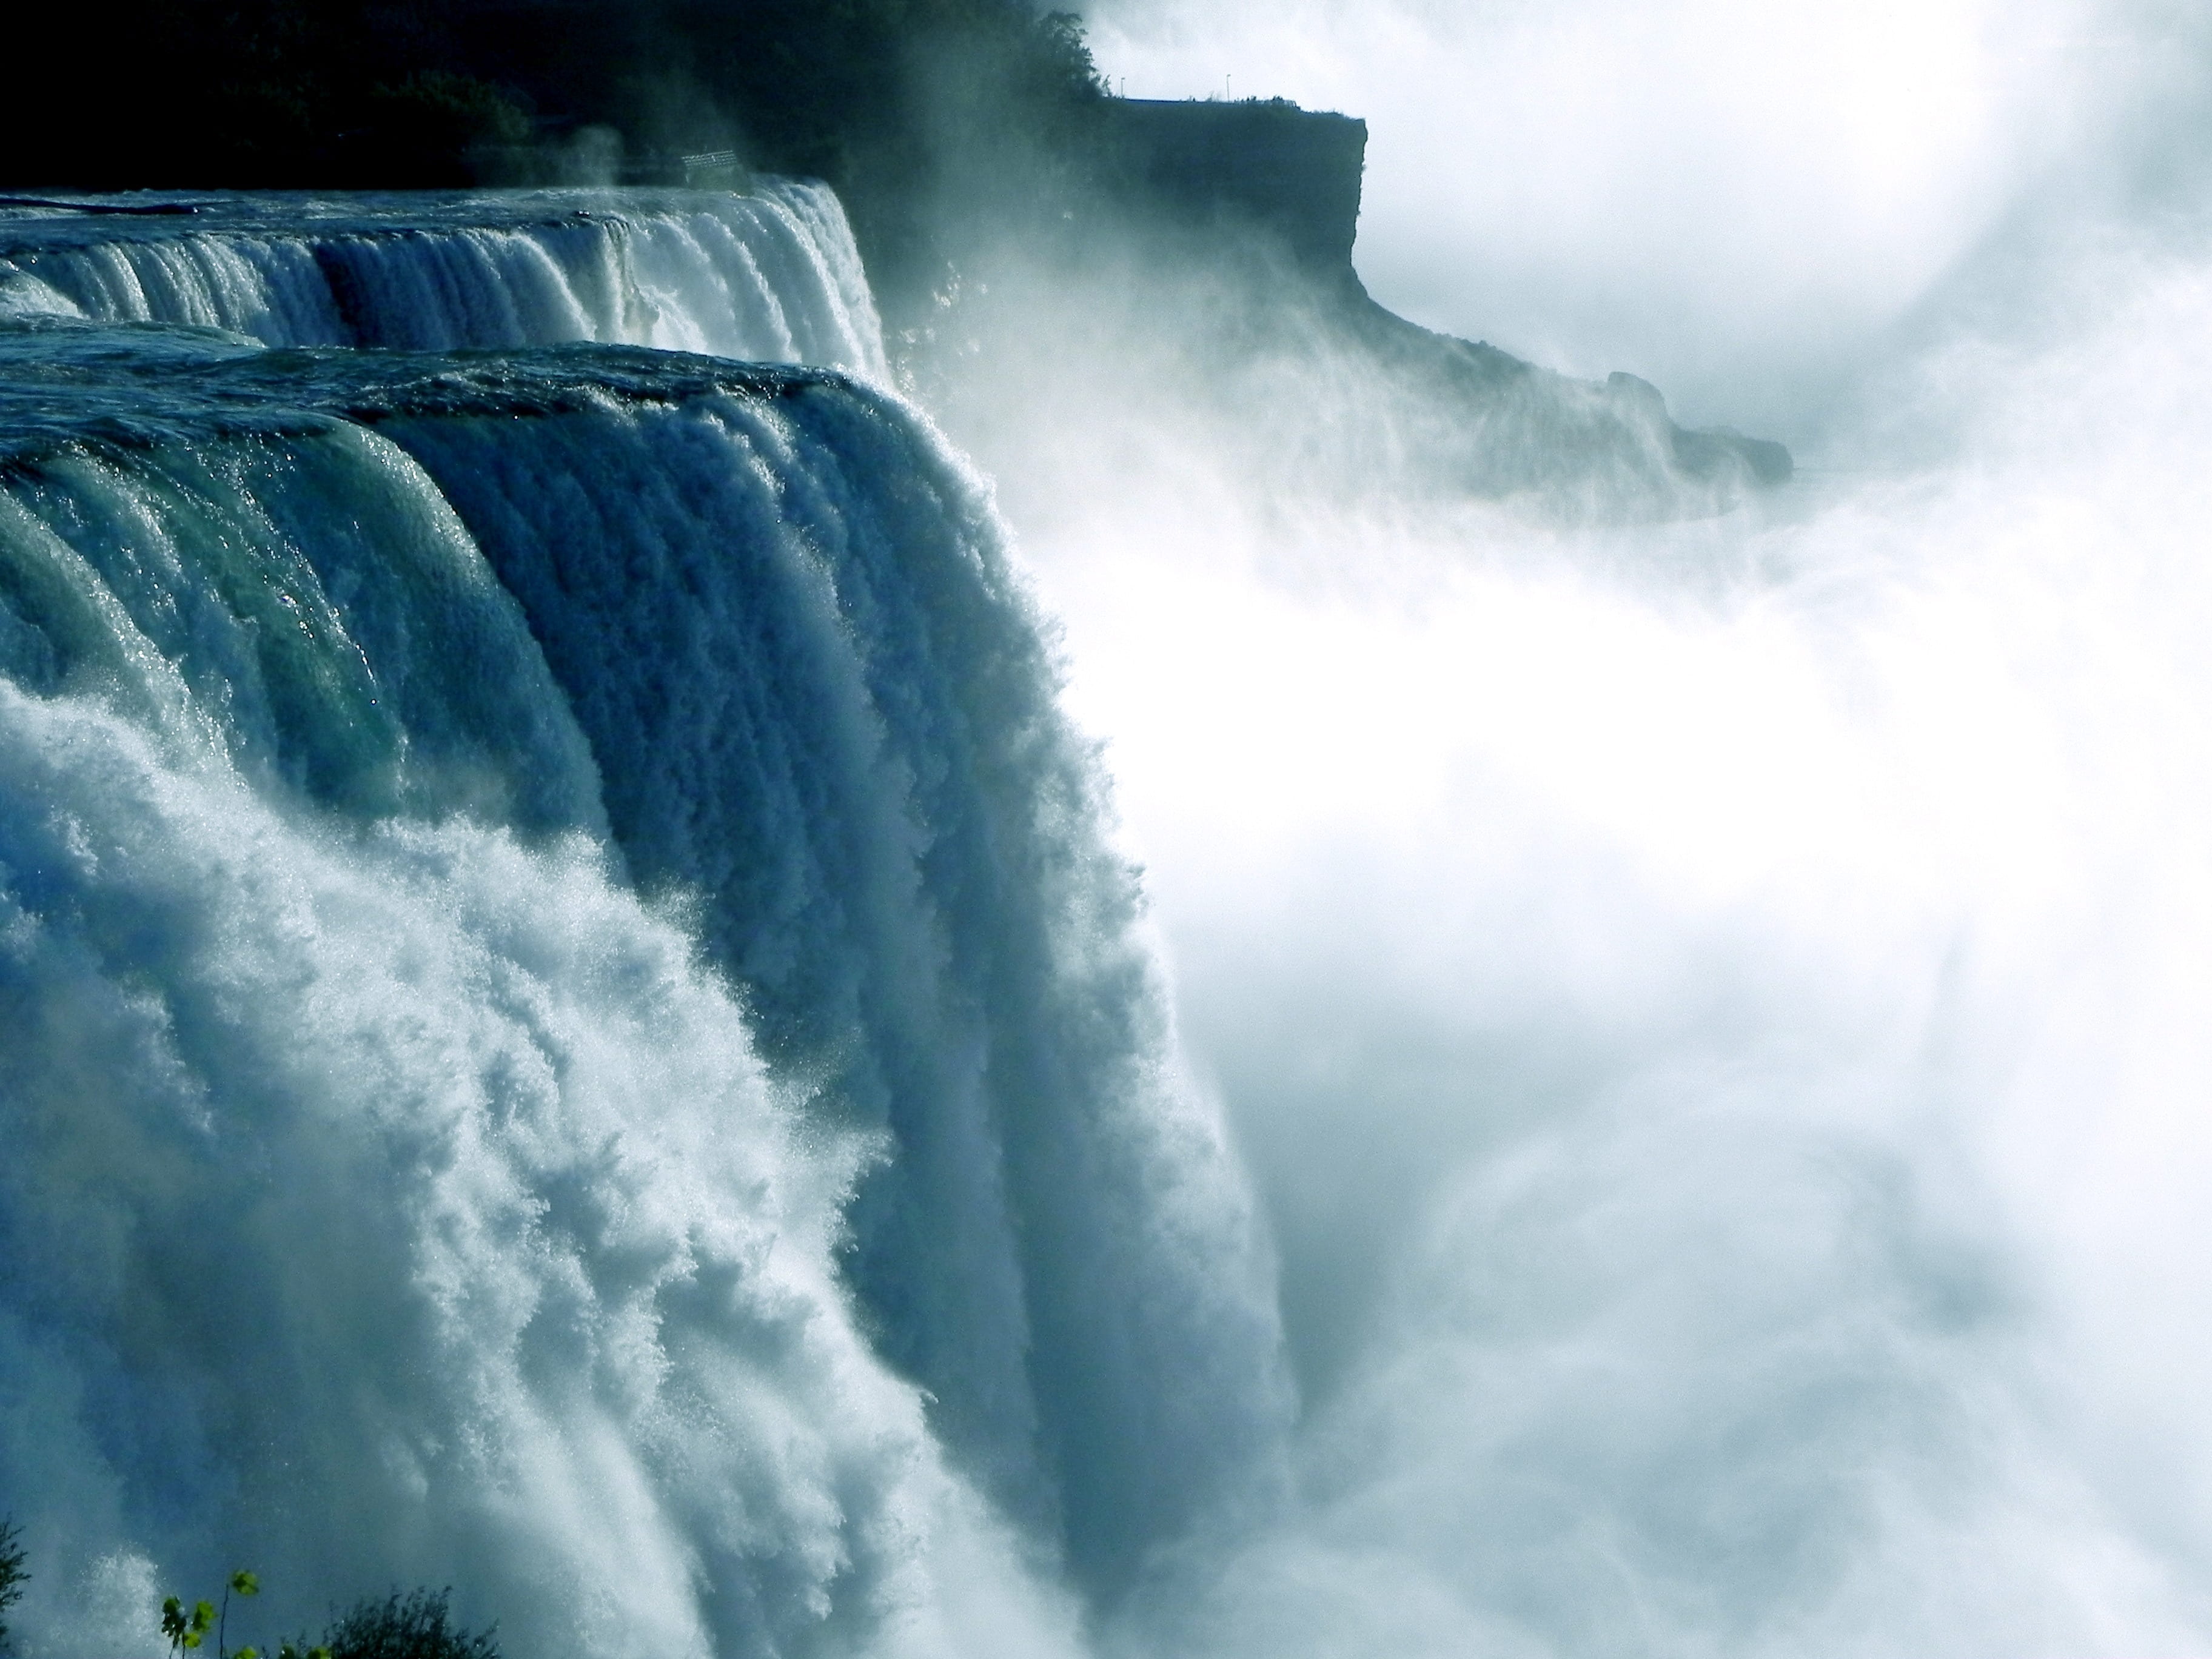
[1347,301,1797,493]
[1079,94,1792,503]
[1100,98,1369,278]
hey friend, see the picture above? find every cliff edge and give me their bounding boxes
[1101,98,1370,278]
[1071,95,1792,501]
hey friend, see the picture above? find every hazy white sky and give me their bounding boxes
[1081,0,2200,438]
[1006,13,2212,1622]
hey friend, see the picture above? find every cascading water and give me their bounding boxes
[0,185,1279,1659]
[0,185,883,377]
[10,87,2212,1659]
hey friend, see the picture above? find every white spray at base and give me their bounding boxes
[10,158,2212,1659]
[0,351,1280,1657]
[0,684,940,1658]
[984,217,2212,1654]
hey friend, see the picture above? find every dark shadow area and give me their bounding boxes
[0,1,1787,509]
[0,1,1100,308]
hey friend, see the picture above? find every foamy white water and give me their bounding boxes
[993,212,2212,1656]
[0,183,885,378]
[0,281,1276,1652]
[8,55,2212,1658]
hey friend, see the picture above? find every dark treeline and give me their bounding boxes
[2,0,1108,308]
[3,0,1795,498]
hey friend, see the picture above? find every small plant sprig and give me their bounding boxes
[161,1593,216,1658]
[163,1569,326,1659]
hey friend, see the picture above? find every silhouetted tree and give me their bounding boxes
[321,1589,496,1659]
[0,1519,27,1653]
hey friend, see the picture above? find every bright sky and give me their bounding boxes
[1081,0,2188,438]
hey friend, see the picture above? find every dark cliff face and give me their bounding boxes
[1013,96,1791,502]
[0,0,1789,512]
[916,93,1791,513]
[0,0,1099,211]
[1099,99,1369,278]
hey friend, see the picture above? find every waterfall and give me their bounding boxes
[0,190,1279,1658]
[0,184,885,378]
[16,114,2204,1655]
[377,383,1288,1588]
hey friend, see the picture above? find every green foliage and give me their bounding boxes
[0,1519,28,1652]
[163,1563,270,1659]
[5,1552,476,1659]
[1028,11,1110,105]
[162,1597,217,1655]
[321,1589,496,1659]
[158,1570,512,1659]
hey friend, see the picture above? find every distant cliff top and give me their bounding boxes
[1099,99,1367,276]
[1,1,1790,495]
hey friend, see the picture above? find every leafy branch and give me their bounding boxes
[159,1593,215,1657]
[164,1569,329,1659]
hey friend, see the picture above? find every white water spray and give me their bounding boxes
[8,15,2212,1648]
[976,174,2212,1659]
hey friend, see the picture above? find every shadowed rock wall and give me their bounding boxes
[1101,99,1367,279]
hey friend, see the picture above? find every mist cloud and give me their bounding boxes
[1079,0,2210,441]
[911,10,2212,1644]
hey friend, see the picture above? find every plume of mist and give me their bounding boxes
[894,6,2212,1650]
[1078,0,2212,444]
[1013,215,2212,1658]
